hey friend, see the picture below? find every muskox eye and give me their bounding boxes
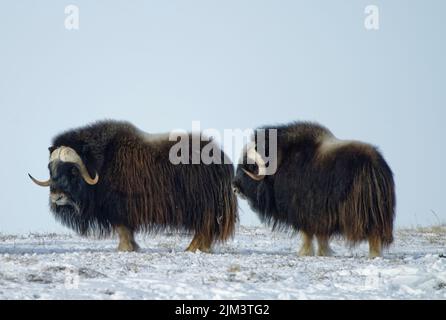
[71,167,79,176]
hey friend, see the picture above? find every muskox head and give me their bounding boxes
[233,143,269,200]
[232,127,280,219]
[29,146,99,215]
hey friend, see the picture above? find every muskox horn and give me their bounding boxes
[75,163,99,185]
[243,146,267,181]
[52,146,99,186]
[28,174,52,187]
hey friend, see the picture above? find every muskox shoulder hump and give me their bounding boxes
[138,130,171,144]
[318,136,355,154]
[317,135,379,161]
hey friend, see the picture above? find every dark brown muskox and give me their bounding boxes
[29,120,238,252]
[233,121,395,258]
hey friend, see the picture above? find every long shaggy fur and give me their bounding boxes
[50,120,238,243]
[234,121,395,246]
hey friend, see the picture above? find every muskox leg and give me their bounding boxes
[368,235,382,258]
[116,225,140,252]
[316,235,334,257]
[298,232,314,256]
[186,233,212,253]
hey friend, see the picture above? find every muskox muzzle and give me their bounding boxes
[29,146,99,186]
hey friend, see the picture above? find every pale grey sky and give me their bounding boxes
[0,1,444,233]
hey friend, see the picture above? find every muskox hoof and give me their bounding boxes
[317,247,334,257]
[368,236,383,258]
[298,246,315,257]
[185,247,212,254]
[368,250,382,259]
[185,243,212,253]
[298,232,314,256]
[118,241,140,252]
[186,233,212,253]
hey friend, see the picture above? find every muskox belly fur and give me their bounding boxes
[30,120,238,252]
[233,121,395,258]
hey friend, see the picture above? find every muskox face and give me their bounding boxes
[29,146,99,215]
[233,165,258,201]
[48,162,88,213]
[233,146,267,203]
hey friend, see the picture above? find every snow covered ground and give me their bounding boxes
[0,226,445,300]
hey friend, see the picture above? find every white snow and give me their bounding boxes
[0,226,445,299]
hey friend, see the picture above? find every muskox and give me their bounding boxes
[29,120,238,252]
[233,122,395,258]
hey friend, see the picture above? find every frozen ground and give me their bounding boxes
[0,226,445,299]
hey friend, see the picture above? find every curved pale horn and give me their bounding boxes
[75,163,99,185]
[54,147,99,185]
[28,174,51,187]
[243,146,267,181]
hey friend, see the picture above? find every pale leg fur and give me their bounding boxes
[116,225,140,252]
[186,233,212,253]
[316,235,334,256]
[368,235,382,258]
[298,232,314,256]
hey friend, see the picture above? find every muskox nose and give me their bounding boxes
[233,186,239,194]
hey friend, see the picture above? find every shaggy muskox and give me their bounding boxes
[29,120,238,252]
[233,122,395,258]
